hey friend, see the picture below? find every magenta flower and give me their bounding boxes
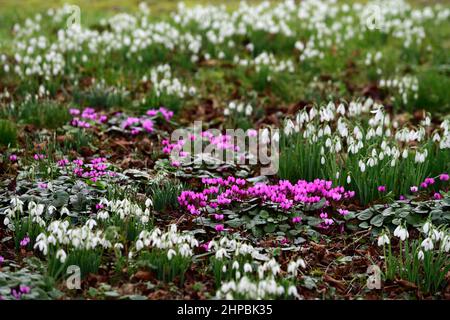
[338,209,349,216]
[142,119,154,133]
[377,185,386,192]
[69,108,80,115]
[440,173,449,181]
[215,224,225,232]
[424,178,435,185]
[292,216,302,223]
[9,154,17,162]
[214,214,224,221]
[37,182,48,189]
[200,241,211,252]
[420,182,428,188]
[0,255,4,265]
[399,195,405,200]
[433,193,442,200]
[19,285,31,294]
[33,154,45,161]
[410,186,418,193]
[20,236,30,247]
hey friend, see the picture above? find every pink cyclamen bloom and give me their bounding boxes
[20,236,30,247]
[377,185,386,192]
[19,285,31,294]
[215,224,225,232]
[95,203,105,210]
[440,173,449,181]
[420,182,428,188]
[399,195,405,200]
[37,182,48,189]
[247,129,257,137]
[171,160,181,167]
[214,214,224,221]
[433,193,442,200]
[200,242,211,252]
[292,216,302,223]
[338,209,349,216]
[142,119,154,133]
[33,154,45,161]
[424,178,435,185]
[410,186,418,193]
[0,256,4,264]
[69,108,80,115]
[9,154,17,162]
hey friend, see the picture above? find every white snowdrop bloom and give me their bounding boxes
[431,229,443,242]
[86,219,97,230]
[421,238,434,251]
[377,234,390,246]
[167,248,177,260]
[394,225,409,241]
[422,222,431,235]
[284,120,295,136]
[232,261,240,270]
[56,249,67,263]
[245,104,253,116]
[359,161,366,173]
[60,207,70,216]
[346,175,351,184]
[417,250,424,261]
[145,198,153,207]
[222,265,227,273]
[136,239,144,251]
[442,236,450,252]
[215,248,229,260]
[243,263,252,273]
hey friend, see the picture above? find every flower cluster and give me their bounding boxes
[178,177,354,227]
[68,157,116,182]
[70,107,107,128]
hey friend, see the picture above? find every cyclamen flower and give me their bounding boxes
[37,182,48,189]
[433,193,442,200]
[142,119,154,133]
[33,154,45,161]
[214,214,224,220]
[338,209,349,216]
[215,224,225,232]
[377,185,386,192]
[440,173,449,181]
[410,186,418,193]
[424,178,435,185]
[0,255,4,265]
[292,216,302,223]
[9,154,17,162]
[20,236,30,247]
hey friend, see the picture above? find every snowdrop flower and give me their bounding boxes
[377,234,390,246]
[167,249,177,260]
[421,238,434,251]
[394,225,409,241]
[243,263,252,273]
[417,250,424,261]
[56,249,67,263]
[422,221,431,235]
[136,239,144,251]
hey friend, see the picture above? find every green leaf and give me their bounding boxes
[263,223,277,233]
[370,214,384,227]
[357,209,374,221]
